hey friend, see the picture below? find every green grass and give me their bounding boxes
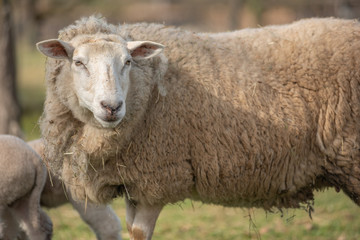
[44,189,360,240]
[18,42,360,240]
[153,189,360,240]
[17,40,45,140]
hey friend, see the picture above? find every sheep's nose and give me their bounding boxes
[100,101,123,115]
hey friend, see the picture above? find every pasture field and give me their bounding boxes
[19,43,360,240]
[46,190,360,240]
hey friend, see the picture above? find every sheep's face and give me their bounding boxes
[36,35,164,128]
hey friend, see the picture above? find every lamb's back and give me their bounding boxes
[0,136,37,205]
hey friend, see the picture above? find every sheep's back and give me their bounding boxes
[117,18,360,208]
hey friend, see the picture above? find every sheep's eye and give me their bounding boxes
[74,60,83,66]
[125,60,131,66]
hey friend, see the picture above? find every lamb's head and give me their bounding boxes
[36,34,164,128]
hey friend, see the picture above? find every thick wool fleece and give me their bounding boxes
[0,135,52,239]
[40,16,360,210]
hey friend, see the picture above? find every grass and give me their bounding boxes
[153,189,360,240]
[44,189,360,240]
[17,40,45,140]
[18,42,360,240]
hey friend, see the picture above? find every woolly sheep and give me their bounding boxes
[0,135,52,240]
[37,16,360,239]
[28,139,122,240]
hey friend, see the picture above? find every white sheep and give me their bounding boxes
[28,139,122,240]
[0,135,52,240]
[36,16,360,240]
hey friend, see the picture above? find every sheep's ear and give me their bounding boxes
[127,41,164,60]
[36,39,74,59]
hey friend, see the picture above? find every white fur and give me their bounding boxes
[37,36,163,129]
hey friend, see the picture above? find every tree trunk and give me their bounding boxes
[0,0,22,137]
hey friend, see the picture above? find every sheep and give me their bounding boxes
[0,135,52,240]
[28,138,122,240]
[36,15,360,239]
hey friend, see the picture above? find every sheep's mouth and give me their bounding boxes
[99,115,122,123]
[94,114,123,128]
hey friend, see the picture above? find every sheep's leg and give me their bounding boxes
[0,206,19,240]
[131,204,162,240]
[12,193,52,240]
[125,198,163,240]
[11,163,52,240]
[125,197,136,239]
[70,196,122,240]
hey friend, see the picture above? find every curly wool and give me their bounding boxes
[41,16,360,211]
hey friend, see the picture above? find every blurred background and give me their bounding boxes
[1,0,360,239]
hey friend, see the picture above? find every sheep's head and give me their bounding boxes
[36,34,164,128]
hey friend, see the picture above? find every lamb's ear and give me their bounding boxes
[36,39,74,59]
[127,41,164,60]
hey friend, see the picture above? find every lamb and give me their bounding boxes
[28,139,122,240]
[36,15,360,239]
[0,135,52,240]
